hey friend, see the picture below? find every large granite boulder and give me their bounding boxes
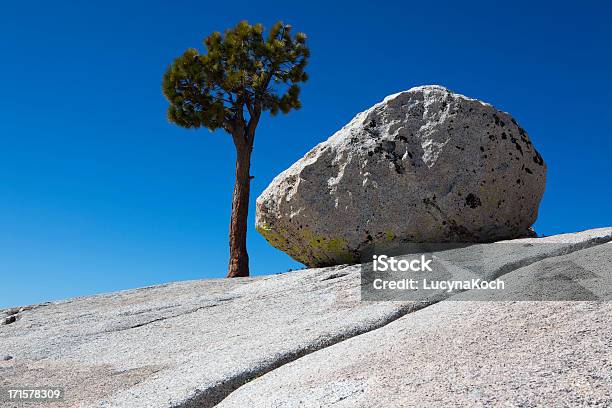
[256,85,546,267]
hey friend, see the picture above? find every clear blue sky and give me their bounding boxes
[1,1,610,308]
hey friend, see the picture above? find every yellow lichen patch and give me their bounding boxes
[256,222,357,267]
[256,223,294,254]
[257,222,273,232]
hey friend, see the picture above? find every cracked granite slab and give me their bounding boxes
[1,228,610,408]
[219,243,612,407]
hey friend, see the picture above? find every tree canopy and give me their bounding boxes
[162,21,309,139]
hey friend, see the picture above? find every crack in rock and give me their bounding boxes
[192,235,612,408]
[108,304,220,333]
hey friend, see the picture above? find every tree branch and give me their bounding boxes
[246,100,254,117]
[246,104,261,146]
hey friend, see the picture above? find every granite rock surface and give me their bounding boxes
[1,228,610,408]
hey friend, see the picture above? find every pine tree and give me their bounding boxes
[162,21,309,277]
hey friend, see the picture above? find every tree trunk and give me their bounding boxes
[227,137,252,278]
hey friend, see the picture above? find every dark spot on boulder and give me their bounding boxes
[525,167,533,174]
[533,150,544,166]
[368,119,376,128]
[465,193,482,209]
[494,114,505,127]
[393,162,405,174]
[509,136,523,155]
[514,142,523,155]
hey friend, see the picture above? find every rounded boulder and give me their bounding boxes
[256,85,546,267]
